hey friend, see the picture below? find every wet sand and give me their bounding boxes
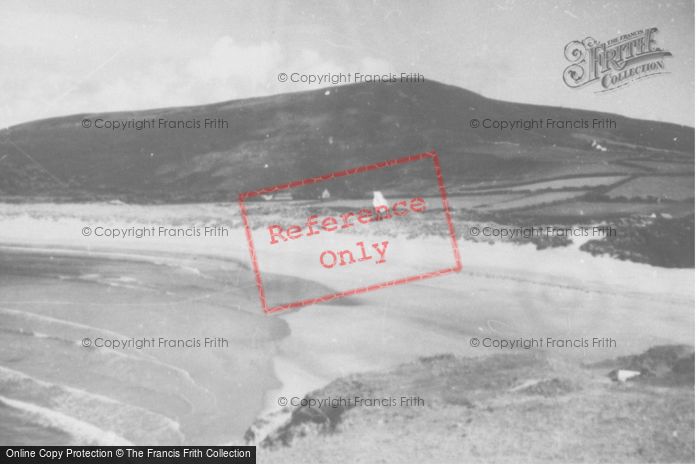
[0,245,286,444]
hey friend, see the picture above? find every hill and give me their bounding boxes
[0,80,693,204]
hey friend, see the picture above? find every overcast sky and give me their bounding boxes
[1,0,694,128]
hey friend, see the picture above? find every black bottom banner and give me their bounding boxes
[2,447,256,463]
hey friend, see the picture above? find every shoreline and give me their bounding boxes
[0,203,694,445]
[0,241,282,444]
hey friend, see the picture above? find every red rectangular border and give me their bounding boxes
[238,150,462,314]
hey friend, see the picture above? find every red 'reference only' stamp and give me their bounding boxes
[238,151,462,314]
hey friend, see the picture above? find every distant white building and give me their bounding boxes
[372,191,388,209]
[609,369,641,383]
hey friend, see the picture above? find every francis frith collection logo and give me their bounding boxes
[563,27,671,92]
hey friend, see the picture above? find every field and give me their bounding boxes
[465,175,629,193]
[605,176,694,201]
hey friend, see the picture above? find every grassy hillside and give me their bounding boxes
[255,347,694,463]
[0,80,693,204]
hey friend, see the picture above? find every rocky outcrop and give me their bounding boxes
[590,344,694,385]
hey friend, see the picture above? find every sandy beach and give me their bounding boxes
[0,202,693,444]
